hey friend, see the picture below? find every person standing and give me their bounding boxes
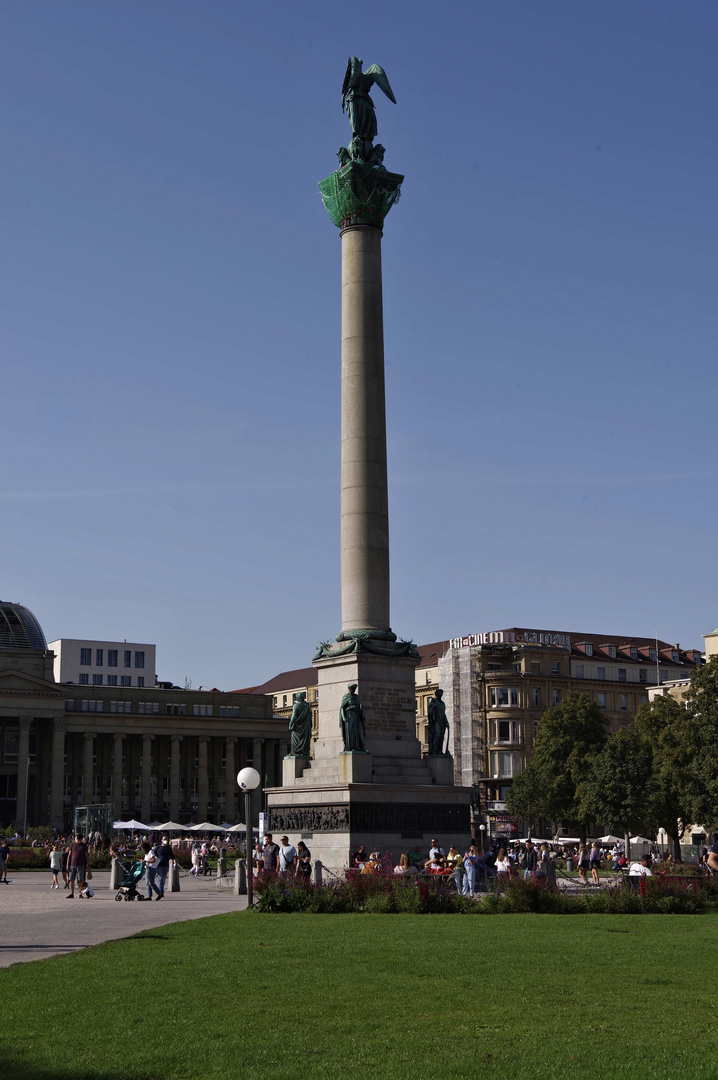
[278,836,297,877]
[262,833,280,874]
[462,845,478,898]
[49,844,62,889]
[589,842,601,885]
[522,840,537,880]
[67,833,89,898]
[1,839,10,883]
[142,841,161,900]
[153,835,177,899]
[295,842,312,879]
[576,843,590,887]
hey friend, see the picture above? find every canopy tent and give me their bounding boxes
[630,835,652,845]
[219,822,235,829]
[113,819,150,831]
[145,821,165,830]
[187,821,226,832]
[597,835,623,844]
[153,821,188,832]
[225,823,259,834]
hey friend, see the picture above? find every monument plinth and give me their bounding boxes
[267,57,470,871]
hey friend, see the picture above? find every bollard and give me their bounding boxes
[170,862,181,892]
[234,857,247,895]
[217,854,227,879]
[313,859,323,886]
[109,858,122,890]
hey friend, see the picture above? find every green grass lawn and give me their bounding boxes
[3,911,718,1080]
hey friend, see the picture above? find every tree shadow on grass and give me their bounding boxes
[6,1060,168,1080]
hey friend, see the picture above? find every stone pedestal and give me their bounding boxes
[282,756,310,786]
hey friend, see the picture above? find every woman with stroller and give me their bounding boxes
[142,841,161,900]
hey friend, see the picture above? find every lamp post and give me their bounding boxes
[658,827,666,861]
[479,823,486,850]
[237,767,260,909]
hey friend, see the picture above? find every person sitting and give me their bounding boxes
[393,852,417,876]
[627,855,653,890]
[361,852,380,875]
[425,853,445,873]
[352,845,370,870]
[408,846,424,871]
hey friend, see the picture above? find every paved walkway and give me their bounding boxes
[0,871,247,968]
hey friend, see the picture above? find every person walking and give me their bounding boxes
[522,840,537,880]
[67,833,89,898]
[152,835,177,899]
[262,834,280,874]
[49,844,62,888]
[295,841,312,879]
[462,845,478,898]
[589,842,601,885]
[278,836,297,877]
[495,847,510,878]
[142,841,161,900]
[1,839,10,883]
[576,843,590,887]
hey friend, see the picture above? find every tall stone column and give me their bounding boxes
[16,717,32,835]
[82,733,95,806]
[198,736,209,820]
[49,718,66,831]
[112,733,125,821]
[141,734,154,824]
[170,735,183,821]
[340,224,390,634]
[225,737,237,822]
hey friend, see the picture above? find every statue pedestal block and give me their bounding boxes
[339,752,371,784]
[283,756,310,785]
[426,755,454,786]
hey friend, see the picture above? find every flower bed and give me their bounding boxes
[253,870,712,915]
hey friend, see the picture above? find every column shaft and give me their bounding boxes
[112,734,125,821]
[170,736,182,821]
[141,735,153,823]
[340,224,390,632]
[82,733,95,806]
[225,737,237,822]
[198,737,209,820]
[16,718,32,835]
[49,719,66,831]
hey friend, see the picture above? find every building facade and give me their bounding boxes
[1,603,289,831]
[47,638,157,690]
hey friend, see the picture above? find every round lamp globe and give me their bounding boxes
[237,767,261,792]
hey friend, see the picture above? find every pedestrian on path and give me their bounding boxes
[142,841,161,900]
[152,835,178,899]
[49,845,62,889]
[67,834,89,898]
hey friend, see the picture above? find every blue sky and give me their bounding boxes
[2,1,716,688]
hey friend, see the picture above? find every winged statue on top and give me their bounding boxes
[340,56,396,166]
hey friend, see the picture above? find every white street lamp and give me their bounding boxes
[237,767,261,907]
[658,827,666,860]
[479,823,486,850]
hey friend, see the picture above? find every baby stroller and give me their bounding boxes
[115,860,147,901]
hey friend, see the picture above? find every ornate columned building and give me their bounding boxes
[0,602,288,831]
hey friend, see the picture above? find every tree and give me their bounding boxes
[505,766,544,838]
[633,694,697,861]
[514,692,608,843]
[582,725,654,841]
[682,656,718,831]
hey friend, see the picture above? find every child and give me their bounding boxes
[79,883,94,898]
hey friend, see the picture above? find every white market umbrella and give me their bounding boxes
[598,835,623,844]
[154,821,188,832]
[113,820,129,829]
[145,821,165,830]
[114,819,150,831]
[188,821,226,832]
[630,835,652,845]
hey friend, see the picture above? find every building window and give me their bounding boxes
[672,651,680,664]
[639,670,647,683]
[531,662,541,675]
[192,704,213,717]
[273,696,278,707]
[92,674,102,686]
[79,673,89,685]
[598,693,606,709]
[575,664,584,679]
[121,676,132,687]
[137,677,144,688]
[649,649,657,662]
[496,720,519,744]
[124,651,131,668]
[608,646,616,658]
[639,694,648,705]
[134,651,145,669]
[107,675,117,686]
[110,701,131,713]
[512,663,521,674]
[490,750,522,778]
[553,689,561,705]
[96,649,103,666]
[532,688,541,707]
[597,667,605,680]
[551,662,560,675]
[166,704,186,716]
[630,647,638,660]
[108,650,118,667]
[585,644,593,657]
[620,694,627,711]
[80,648,92,665]
[282,695,288,707]
[490,687,512,707]
[618,668,626,682]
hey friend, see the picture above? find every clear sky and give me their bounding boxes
[2,1,716,689]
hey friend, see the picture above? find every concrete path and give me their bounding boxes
[0,871,247,968]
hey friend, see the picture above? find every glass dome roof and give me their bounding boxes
[0,603,47,650]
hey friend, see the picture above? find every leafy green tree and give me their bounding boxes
[633,694,697,861]
[516,692,608,843]
[582,725,654,841]
[505,765,544,838]
[682,656,718,831]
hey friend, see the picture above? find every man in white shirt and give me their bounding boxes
[628,855,653,885]
[429,838,445,861]
[278,836,297,877]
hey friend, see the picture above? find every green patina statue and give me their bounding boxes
[341,56,396,165]
[339,683,367,753]
[319,56,404,230]
[288,691,313,758]
[427,689,450,756]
